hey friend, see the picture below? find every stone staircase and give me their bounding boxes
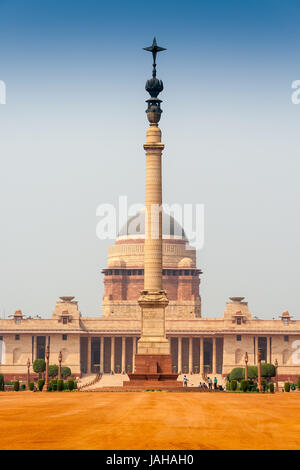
[80,373,130,391]
[77,373,102,391]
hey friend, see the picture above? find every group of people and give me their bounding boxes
[183,375,224,391]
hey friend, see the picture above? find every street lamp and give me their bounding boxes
[44,342,50,392]
[275,358,279,392]
[257,348,262,392]
[58,351,62,379]
[27,358,31,388]
[245,352,248,381]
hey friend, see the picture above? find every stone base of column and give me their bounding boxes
[124,354,180,389]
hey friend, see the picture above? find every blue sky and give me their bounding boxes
[0,0,300,318]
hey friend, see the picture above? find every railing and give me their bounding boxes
[78,373,102,391]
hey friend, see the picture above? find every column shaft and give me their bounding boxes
[199,337,204,376]
[132,337,136,373]
[122,337,126,373]
[212,337,217,375]
[87,336,91,374]
[178,337,182,374]
[111,337,115,373]
[189,337,193,373]
[100,337,104,374]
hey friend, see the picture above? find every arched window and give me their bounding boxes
[235,348,243,365]
[282,349,289,365]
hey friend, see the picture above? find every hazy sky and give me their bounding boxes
[0,0,299,319]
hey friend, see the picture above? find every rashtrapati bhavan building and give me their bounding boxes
[1,40,299,384]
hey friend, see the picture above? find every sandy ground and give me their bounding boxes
[0,391,300,450]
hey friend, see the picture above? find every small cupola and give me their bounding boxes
[281,311,291,326]
[14,310,23,324]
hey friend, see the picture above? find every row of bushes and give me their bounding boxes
[283,382,299,392]
[31,378,77,392]
[227,379,275,393]
[33,359,71,379]
[228,364,276,381]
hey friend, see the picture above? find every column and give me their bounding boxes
[34,336,37,360]
[87,336,91,374]
[122,337,126,373]
[178,337,182,374]
[199,337,204,376]
[189,337,193,373]
[212,337,217,375]
[100,337,104,374]
[111,336,115,373]
[132,337,136,373]
[254,336,257,364]
[267,336,271,363]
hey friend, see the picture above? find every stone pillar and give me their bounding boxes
[200,337,204,376]
[111,336,115,373]
[253,336,257,364]
[189,337,193,373]
[34,335,37,360]
[178,337,182,374]
[257,348,263,392]
[87,336,91,374]
[122,337,126,373]
[212,337,217,375]
[132,337,136,373]
[267,336,271,363]
[100,337,104,374]
[137,124,170,356]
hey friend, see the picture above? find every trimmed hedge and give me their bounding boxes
[13,380,20,391]
[57,379,64,391]
[29,381,35,391]
[61,367,71,379]
[230,380,237,391]
[67,379,75,391]
[33,358,46,374]
[284,382,290,392]
[37,379,45,391]
[240,379,249,392]
[269,382,274,393]
[49,364,59,377]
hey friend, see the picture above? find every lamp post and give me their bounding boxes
[275,358,279,392]
[245,352,248,381]
[257,348,262,392]
[27,358,31,388]
[58,351,62,380]
[44,342,50,392]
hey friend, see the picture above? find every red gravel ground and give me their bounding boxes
[0,391,300,450]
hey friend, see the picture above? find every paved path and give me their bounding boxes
[0,392,300,449]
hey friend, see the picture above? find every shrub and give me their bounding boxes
[261,363,276,379]
[63,382,69,390]
[37,378,45,391]
[29,381,34,391]
[0,374,4,391]
[57,379,64,391]
[297,377,300,391]
[67,379,75,391]
[240,379,249,392]
[20,384,26,390]
[61,366,71,379]
[226,381,231,391]
[33,359,46,375]
[247,366,258,380]
[49,364,59,378]
[269,382,274,393]
[284,382,290,392]
[52,383,57,391]
[13,380,20,391]
[291,383,296,391]
[73,382,77,390]
[261,380,267,392]
[230,380,237,391]
[229,368,244,382]
[51,379,57,386]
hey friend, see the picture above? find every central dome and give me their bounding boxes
[117,209,187,240]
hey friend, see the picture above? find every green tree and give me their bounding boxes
[261,363,276,379]
[49,364,59,377]
[229,368,244,381]
[247,366,258,380]
[33,359,46,376]
[61,366,71,379]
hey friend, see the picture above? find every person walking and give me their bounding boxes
[183,375,188,387]
[208,377,212,390]
[214,376,218,390]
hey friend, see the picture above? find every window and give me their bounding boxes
[236,335,241,341]
[283,318,289,326]
[236,317,242,325]
[0,336,3,341]
[15,335,20,341]
[62,317,68,325]
[15,317,21,325]
[284,335,289,342]
[62,334,67,341]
